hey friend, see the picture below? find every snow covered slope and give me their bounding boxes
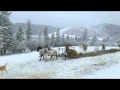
[0,46,120,79]
[48,27,78,38]
[60,27,72,33]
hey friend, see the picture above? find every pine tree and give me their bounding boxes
[61,33,65,46]
[77,36,81,42]
[16,25,24,42]
[67,34,70,40]
[26,20,32,41]
[7,27,15,54]
[75,35,77,41]
[43,26,49,48]
[93,33,97,42]
[66,34,70,45]
[37,27,42,47]
[0,11,15,55]
[51,32,55,46]
[70,36,73,45]
[90,33,98,46]
[15,25,25,53]
[81,28,88,44]
[38,29,42,41]
[56,27,61,46]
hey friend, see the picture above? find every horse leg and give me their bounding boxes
[44,54,48,61]
[39,54,43,61]
[39,55,42,61]
[43,55,44,60]
[56,52,58,59]
[50,55,53,59]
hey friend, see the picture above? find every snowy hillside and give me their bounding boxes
[48,26,104,41]
[49,27,78,38]
[59,27,72,33]
[31,26,104,41]
[0,46,120,79]
[91,23,120,38]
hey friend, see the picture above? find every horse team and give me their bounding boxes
[37,44,107,61]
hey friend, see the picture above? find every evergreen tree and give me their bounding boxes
[61,33,65,46]
[37,27,43,47]
[38,29,42,41]
[0,11,14,55]
[93,33,97,42]
[43,26,49,48]
[15,25,25,53]
[81,28,88,44]
[16,25,24,42]
[90,33,98,46]
[26,19,32,41]
[51,32,55,46]
[25,20,32,51]
[75,35,77,41]
[56,27,61,46]
[67,34,70,40]
[70,36,74,45]
[7,28,15,54]
[77,36,81,42]
[66,34,70,45]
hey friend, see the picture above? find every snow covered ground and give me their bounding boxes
[84,63,120,79]
[0,46,120,79]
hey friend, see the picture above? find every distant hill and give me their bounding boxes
[12,23,120,44]
[91,23,120,38]
[11,23,59,35]
[56,23,120,40]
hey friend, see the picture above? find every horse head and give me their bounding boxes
[65,44,70,51]
[37,46,42,52]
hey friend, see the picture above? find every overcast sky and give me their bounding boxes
[10,11,120,28]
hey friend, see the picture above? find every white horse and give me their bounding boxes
[37,46,58,61]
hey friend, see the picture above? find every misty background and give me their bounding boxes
[10,11,120,28]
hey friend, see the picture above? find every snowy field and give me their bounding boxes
[0,46,120,79]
